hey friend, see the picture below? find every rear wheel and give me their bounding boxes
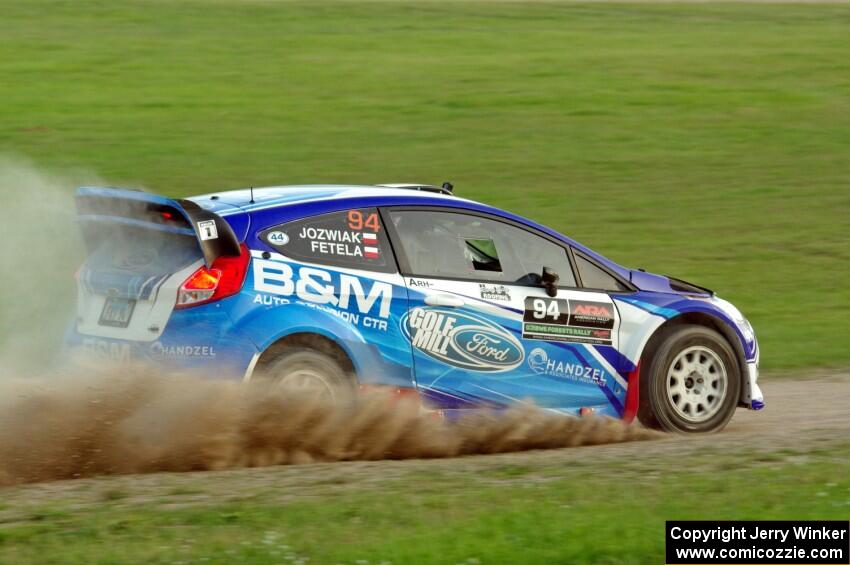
[257,348,354,402]
[638,325,740,433]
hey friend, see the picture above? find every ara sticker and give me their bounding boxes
[569,301,615,329]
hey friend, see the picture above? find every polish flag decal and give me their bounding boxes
[363,233,379,258]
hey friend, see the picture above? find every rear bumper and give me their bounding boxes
[64,306,259,379]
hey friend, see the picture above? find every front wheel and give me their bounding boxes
[638,325,740,433]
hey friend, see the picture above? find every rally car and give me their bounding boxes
[68,182,764,433]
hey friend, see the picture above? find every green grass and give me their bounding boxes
[0,0,848,369]
[1,446,849,564]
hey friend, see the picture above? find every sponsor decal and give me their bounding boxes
[479,283,511,302]
[401,307,524,372]
[524,324,612,344]
[150,342,216,359]
[527,347,607,385]
[409,279,432,288]
[522,297,614,344]
[253,294,291,307]
[197,220,218,240]
[297,300,388,331]
[82,338,131,364]
[569,301,615,329]
[266,231,289,246]
[252,257,393,320]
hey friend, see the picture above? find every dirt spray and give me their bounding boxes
[0,367,657,486]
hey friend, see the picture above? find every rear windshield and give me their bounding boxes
[80,224,202,299]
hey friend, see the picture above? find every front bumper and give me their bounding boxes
[744,361,764,410]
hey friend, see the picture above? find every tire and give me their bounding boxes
[256,347,354,402]
[638,324,740,433]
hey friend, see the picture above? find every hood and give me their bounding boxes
[629,269,713,296]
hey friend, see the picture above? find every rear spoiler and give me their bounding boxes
[75,187,242,267]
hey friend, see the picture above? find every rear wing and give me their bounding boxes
[75,187,242,267]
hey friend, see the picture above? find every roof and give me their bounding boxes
[189,184,465,214]
[187,184,633,280]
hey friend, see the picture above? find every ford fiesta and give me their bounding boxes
[67,183,764,433]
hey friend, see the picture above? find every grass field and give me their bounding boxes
[1,1,849,369]
[1,440,848,564]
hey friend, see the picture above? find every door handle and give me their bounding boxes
[425,294,465,308]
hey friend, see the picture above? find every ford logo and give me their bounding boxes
[401,307,524,372]
[121,249,156,269]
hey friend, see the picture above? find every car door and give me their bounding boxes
[252,206,414,388]
[384,207,628,416]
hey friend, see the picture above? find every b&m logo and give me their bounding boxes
[401,307,524,372]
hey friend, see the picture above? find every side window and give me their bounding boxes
[389,210,576,286]
[575,252,628,291]
[259,208,395,273]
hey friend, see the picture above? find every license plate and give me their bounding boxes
[99,297,136,328]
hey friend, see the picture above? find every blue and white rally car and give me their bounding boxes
[68,182,764,433]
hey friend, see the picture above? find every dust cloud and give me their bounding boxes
[0,367,657,486]
[0,156,93,376]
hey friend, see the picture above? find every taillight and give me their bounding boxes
[176,244,250,309]
[177,267,222,307]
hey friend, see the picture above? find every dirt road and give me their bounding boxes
[0,373,846,513]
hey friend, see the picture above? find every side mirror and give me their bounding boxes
[541,267,559,297]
